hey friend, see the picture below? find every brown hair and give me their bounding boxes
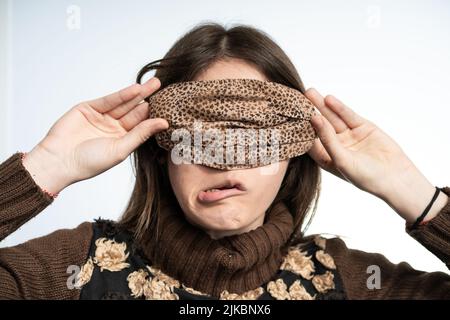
[118,22,321,245]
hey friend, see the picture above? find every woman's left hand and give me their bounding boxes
[305,88,448,223]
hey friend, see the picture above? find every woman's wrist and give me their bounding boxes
[379,166,449,223]
[21,145,73,196]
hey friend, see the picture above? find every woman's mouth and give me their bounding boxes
[198,181,246,203]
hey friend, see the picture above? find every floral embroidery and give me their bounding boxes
[75,257,94,289]
[315,250,336,270]
[314,235,327,250]
[267,279,290,300]
[184,284,265,300]
[143,276,179,300]
[147,266,180,289]
[93,238,130,272]
[220,287,264,300]
[289,280,315,300]
[312,271,335,293]
[126,267,179,300]
[182,284,210,296]
[267,279,315,300]
[127,269,149,298]
[280,247,315,280]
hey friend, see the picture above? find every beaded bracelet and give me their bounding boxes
[21,152,59,199]
[411,186,441,229]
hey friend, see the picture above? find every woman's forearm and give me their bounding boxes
[379,162,449,223]
[22,144,73,195]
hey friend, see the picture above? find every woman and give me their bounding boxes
[0,23,449,300]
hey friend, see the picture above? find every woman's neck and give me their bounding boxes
[203,213,266,239]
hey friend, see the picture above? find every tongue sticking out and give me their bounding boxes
[198,185,244,203]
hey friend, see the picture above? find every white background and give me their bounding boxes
[0,0,449,274]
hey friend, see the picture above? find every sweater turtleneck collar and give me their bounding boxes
[141,198,294,297]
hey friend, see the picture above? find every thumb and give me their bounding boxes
[115,118,168,159]
[310,114,347,166]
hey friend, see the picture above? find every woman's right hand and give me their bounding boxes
[23,77,168,195]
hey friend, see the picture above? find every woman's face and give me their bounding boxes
[167,58,289,239]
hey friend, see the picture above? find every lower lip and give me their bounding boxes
[198,188,245,203]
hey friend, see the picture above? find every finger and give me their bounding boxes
[324,95,366,129]
[305,88,348,134]
[87,83,142,113]
[308,141,346,180]
[310,114,347,166]
[114,118,169,160]
[118,101,151,131]
[308,139,332,165]
[107,78,161,119]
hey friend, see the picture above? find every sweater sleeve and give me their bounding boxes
[0,153,93,299]
[325,186,450,299]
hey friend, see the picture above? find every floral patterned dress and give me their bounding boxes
[76,219,345,300]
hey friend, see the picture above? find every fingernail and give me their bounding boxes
[147,77,161,89]
[326,95,339,105]
[158,118,169,129]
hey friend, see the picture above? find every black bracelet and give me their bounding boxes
[411,186,441,229]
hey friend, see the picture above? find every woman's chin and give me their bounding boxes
[187,206,246,233]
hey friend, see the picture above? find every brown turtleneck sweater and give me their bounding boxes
[143,197,295,297]
[0,152,449,299]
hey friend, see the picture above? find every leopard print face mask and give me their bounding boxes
[148,78,318,170]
